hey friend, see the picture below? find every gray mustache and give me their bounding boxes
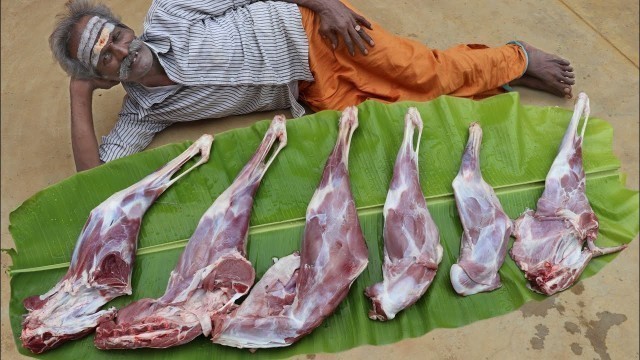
[119,39,144,81]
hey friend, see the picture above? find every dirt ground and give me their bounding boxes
[1,0,638,359]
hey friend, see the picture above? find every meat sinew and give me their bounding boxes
[94,116,287,349]
[449,123,513,296]
[365,107,442,320]
[20,134,213,354]
[510,92,627,295]
[211,106,369,349]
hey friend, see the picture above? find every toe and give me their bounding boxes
[555,72,575,84]
[562,71,575,78]
[521,75,566,97]
[562,65,574,72]
[554,57,571,66]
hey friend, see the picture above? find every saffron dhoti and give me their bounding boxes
[298,3,527,111]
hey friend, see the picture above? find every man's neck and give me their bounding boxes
[139,54,175,87]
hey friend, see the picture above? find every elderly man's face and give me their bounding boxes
[69,15,154,82]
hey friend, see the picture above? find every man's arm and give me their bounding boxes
[282,0,375,56]
[69,78,118,172]
[159,0,373,56]
[99,108,172,164]
[154,0,259,19]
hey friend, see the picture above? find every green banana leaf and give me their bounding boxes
[8,93,638,359]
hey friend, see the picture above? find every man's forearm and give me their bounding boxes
[69,79,103,172]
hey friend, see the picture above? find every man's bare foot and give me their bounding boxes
[510,41,575,99]
[512,75,571,98]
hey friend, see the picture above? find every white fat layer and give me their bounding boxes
[23,279,116,339]
[216,316,305,349]
[379,275,419,319]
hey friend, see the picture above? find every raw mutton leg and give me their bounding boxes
[211,252,302,347]
[94,116,287,349]
[449,123,513,296]
[20,134,213,354]
[510,92,626,295]
[364,107,442,320]
[211,106,369,349]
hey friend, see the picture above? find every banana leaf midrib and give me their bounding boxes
[8,167,622,275]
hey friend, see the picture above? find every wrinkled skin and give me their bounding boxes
[298,0,375,55]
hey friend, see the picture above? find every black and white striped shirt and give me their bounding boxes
[99,0,313,162]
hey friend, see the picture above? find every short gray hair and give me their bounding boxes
[50,0,124,78]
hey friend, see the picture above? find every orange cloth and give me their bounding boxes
[297,4,527,112]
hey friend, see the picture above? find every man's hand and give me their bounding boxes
[289,0,375,56]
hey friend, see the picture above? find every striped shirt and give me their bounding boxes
[99,0,313,162]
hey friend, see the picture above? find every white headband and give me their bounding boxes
[77,16,115,69]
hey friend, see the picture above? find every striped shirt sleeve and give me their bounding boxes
[98,96,171,162]
[149,0,259,19]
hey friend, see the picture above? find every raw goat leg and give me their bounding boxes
[510,92,626,295]
[449,123,513,296]
[20,134,213,354]
[95,116,287,349]
[364,107,442,320]
[211,106,369,349]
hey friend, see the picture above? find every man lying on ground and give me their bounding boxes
[51,0,575,171]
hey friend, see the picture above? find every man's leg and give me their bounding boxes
[442,41,574,99]
[298,4,574,111]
